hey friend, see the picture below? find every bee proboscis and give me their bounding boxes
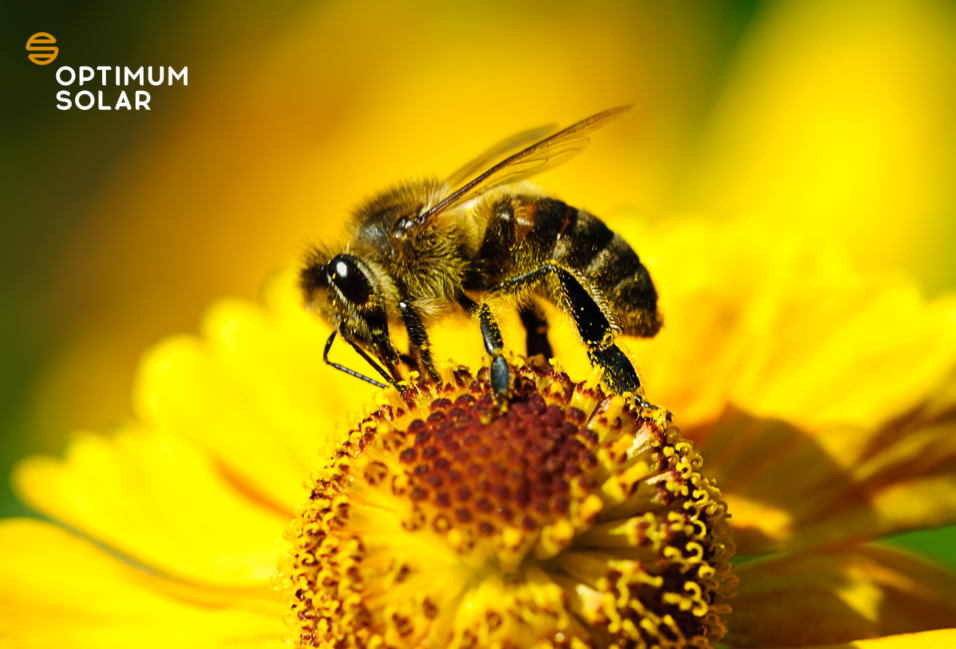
[300,106,661,400]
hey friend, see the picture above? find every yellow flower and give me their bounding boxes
[280,360,735,648]
[3,214,956,648]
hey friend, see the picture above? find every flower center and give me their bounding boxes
[279,358,736,648]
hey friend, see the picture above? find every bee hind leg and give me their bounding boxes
[518,304,553,360]
[490,263,649,404]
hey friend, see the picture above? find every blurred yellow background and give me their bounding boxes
[3,0,956,559]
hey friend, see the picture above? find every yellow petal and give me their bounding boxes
[684,0,956,293]
[616,216,956,430]
[691,405,956,555]
[601,217,956,554]
[12,426,289,587]
[134,267,372,512]
[724,545,956,648]
[767,628,956,649]
[0,518,283,648]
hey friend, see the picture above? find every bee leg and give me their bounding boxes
[480,305,511,396]
[398,300,440,382]
[459,295,510,396]
[518,304,553,360]
[490,264,649,404]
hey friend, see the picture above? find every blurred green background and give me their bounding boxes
[2,0,956,565]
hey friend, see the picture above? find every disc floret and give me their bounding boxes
[278,358,736,648]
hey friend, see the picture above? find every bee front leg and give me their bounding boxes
[458,294,509,396]
[397,300,439,382]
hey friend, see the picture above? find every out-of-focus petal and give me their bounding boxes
[134,267,372,512]
[683,0,956,292]
[694,404,956,555]
[615,217,956,430]
[0,519,283,648]
[595,217,956,554]
[724,546,956,648]
[758,628,956,649]
[12,426,289,587]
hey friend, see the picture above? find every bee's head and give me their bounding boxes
[301,251,378,328]
[300,251,369,307]
[300,250,401,376]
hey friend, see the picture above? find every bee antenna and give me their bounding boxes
[323,329,390,389]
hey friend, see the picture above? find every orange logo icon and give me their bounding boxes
[26,33,58,65]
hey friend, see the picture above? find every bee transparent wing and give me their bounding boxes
[444,124,557,191]
[420,105,633,223]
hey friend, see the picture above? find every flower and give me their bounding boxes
[3,214,956,648]
[280,360,735,647]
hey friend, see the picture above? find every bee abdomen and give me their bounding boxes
[551,205,661,339]
[476,195,660,339]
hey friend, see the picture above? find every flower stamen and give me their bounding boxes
[279,357,736,648]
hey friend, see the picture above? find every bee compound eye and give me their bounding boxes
[327,254,373,306]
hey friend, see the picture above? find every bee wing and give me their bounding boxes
[421,105,633,223]
[444,124,557,191]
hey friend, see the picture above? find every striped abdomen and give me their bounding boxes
[471,194,661,338]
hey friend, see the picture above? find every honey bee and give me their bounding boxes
[300,106,661,400]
